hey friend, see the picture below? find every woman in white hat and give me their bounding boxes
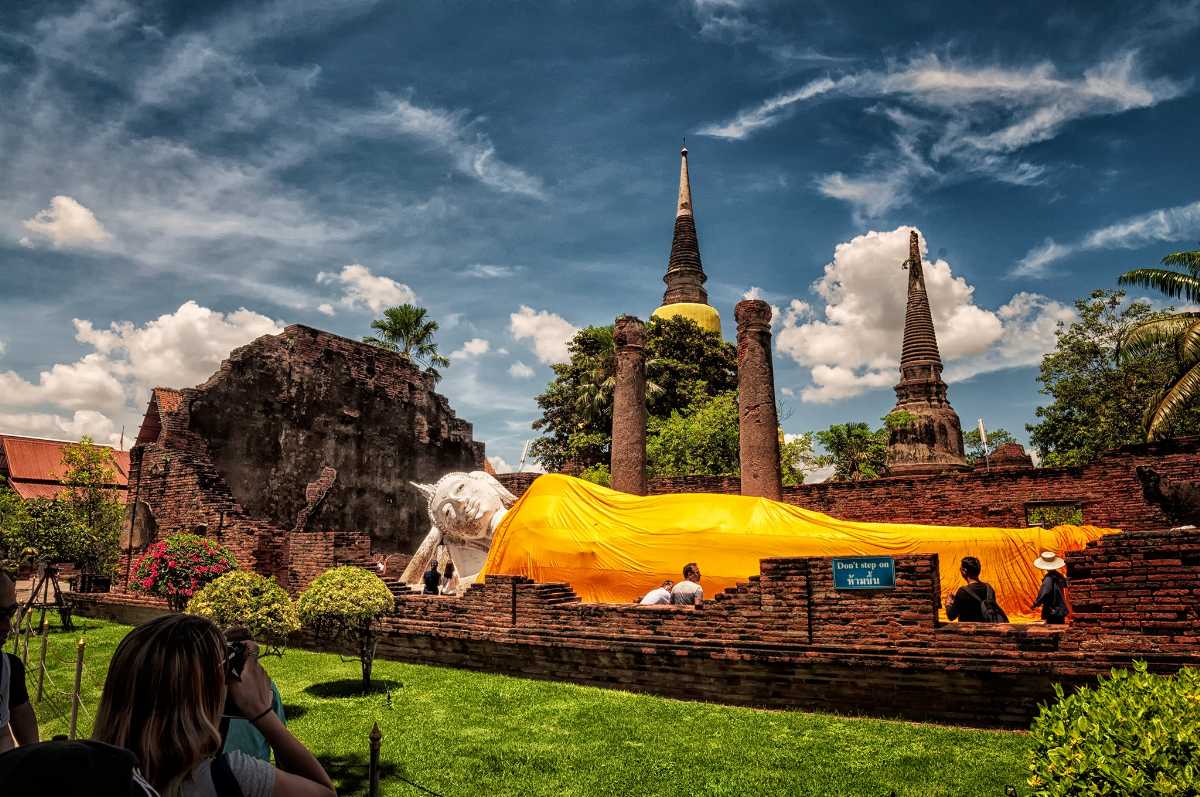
[1031,551,1069,625]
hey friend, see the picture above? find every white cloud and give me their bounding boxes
[465,263,519,279]
[742,286,782,330]
[450,337,490,360]
[20,195,113,249]
[508,360,535,379]
[316,303,335,316]
[1014,199,1200,277]
[776,227,1073,403]
[365,94,546,199]
[697,53,1185,218]
[315,264,416,314]
[0,301,283,447]
[487,454,514,473]
[509,306,578,365]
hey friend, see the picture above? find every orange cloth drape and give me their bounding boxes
[480,475,1112,622]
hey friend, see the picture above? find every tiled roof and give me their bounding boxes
[0,434,129,498]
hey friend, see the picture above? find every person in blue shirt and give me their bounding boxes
[222,628,287,762]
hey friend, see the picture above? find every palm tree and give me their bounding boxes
[1117,249,1200,439]
[573,326,664,425]
[363,304,451,380]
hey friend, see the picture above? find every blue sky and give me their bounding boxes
[2,0,1199,471]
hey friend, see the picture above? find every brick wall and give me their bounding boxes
[500,437,1200,531]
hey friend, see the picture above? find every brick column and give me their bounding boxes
[610,315,647,495]
[736,299,782,500]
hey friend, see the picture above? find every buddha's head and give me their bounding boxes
[412,471,518,541]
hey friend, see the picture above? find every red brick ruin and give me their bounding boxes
[610,315,648,495]
[735,299,782,500]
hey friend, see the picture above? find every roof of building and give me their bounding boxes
[0,433,129,498]
[135,387,184,447]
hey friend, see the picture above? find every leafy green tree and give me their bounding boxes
[1117,249,1200,438]
[531,316,736,472]
[815,421,890,482]
[962,426,1017,466]
[647,392,741,477]
[0,487,31,571]
[297,566,395,688]
[188,570,300,651]
[9,498,86,567]
[362,304,451,380]
[1027,290,1200,466]
[780,432,820,487]
[61,437,124,575]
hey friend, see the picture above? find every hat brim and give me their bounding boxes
[1033,558,1065,570]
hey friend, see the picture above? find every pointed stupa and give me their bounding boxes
[886,230,968,475]
[651,145,722,334]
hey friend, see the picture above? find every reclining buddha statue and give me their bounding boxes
[402,471,1114,621]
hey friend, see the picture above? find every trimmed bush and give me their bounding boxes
[1028,662,1200,795]
[131,533,238,611]
[298,566,394,687]
[186,570,300,648]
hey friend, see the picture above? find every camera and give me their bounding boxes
[222,640,248,719]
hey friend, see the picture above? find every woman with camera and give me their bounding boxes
[92,613,335,796]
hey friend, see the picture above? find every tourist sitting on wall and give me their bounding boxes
[439,562,457,595]
[92,614,335,796]
[945,556,1008,623]
[670,564,704,606]
[423,560,442,595]
[639,580,674,605]
[222,627,287,763]
[1,571,39,752]
[1031,551,1070,625]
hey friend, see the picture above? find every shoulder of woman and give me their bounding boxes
[225,750,277,797]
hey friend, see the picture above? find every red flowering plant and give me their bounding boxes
[131,533,238,611]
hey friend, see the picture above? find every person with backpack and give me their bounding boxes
[1031,550,1070,625]
[91,614,334,796]
[945,556,1009,623]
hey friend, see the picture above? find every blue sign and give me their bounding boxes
[831,556,895,589]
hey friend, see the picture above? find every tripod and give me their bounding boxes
[21,563,74,632]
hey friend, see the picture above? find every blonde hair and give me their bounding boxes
[92,613,226,795]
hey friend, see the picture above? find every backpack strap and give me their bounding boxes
[211,753,246,797]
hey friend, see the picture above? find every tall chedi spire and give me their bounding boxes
[886,230,969,475]
[651,145,722,334]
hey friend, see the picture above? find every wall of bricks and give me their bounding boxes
[499,437,1200,531]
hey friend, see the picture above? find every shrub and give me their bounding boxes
[298,566,394,687]
[187,570,300,649]
[131,533,238,611]
[1028,662,1200,795]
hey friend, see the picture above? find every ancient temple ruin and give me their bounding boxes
[886,230,969,474]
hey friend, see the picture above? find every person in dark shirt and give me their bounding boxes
[1031,550,1069,625]
[944,556,1000,623]
[422,561,442,595]
[1,571,39,751]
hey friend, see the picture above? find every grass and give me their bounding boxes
[20,613,1032,796]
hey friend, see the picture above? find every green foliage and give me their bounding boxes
[1028,663,1200,795]
[298,566,395,686]
[815,421,890,482]
[131,533,238,611]
[60,437,124,574]
[577,463,611,487]
[0,487,33,570]
[531,316,736,472]
[962,426,1017,466]
[1028,290,1200,466]
[1026,504,1084,528]
[780,432,819,487]
[362,304,451,381]
[882,410,919,432]
[647,392,741,477]
[187,569,300,647]
[9,497,87,566]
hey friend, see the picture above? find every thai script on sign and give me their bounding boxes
[831,556,896,590]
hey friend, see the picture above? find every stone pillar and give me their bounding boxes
[736,300,782,500]
[610,315,647,495]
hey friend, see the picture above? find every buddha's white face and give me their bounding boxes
[430,475,506,540]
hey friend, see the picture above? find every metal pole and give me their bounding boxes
[35,618,49,702]
[69,637,85,739]
[368,722,382,797]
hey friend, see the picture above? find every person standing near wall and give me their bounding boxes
[670,564,704,606]
[1031,551,1069,625]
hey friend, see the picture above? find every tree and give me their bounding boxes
[814,422,890,482]
[187,570,300,651]
[531,316,736,472]
[0,487,31,572]
[362,304,451,380]
[1027,290,1200,466]
[780,432,820,487]
[61,437,124,575]
[1118,249,1200,439]
[646,392,741,477]
[962,426,1017,466]
[297,566,394,689]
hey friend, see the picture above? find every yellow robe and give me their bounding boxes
[480,475,1112,622]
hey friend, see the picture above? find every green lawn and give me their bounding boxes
[21,614,1031,796]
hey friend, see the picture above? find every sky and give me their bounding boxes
[2,0,1199,473]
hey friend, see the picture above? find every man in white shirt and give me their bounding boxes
[639,580,674,605]
[670,563,704,606]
